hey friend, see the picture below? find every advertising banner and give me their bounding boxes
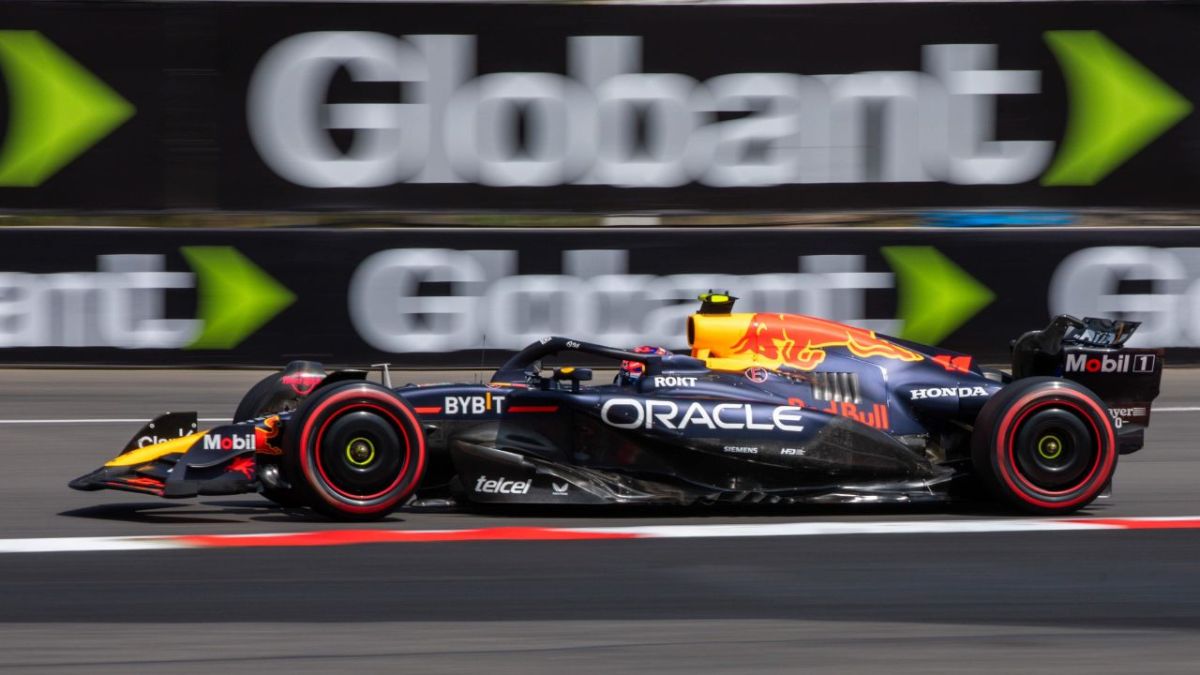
[0,226,1197,367]
[0,2,1198,211]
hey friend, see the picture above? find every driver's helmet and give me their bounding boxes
[618,345,672,385]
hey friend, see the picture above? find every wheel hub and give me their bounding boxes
[1013,407,1094,491]
[1037,434,1063,460]
[345,436,376,467]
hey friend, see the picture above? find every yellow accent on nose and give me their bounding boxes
[561,367,575,374]
[104,431,206,467]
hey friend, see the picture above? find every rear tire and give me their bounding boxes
[283,382,426,521]
[971,377,1117,515]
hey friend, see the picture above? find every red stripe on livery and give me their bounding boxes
[507,406,559,414]
[414,406,442,414]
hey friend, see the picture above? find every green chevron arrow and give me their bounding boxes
[881,246,994,346]
[1042,30,1192,186]
[181,247,295,350]
[0,31,134,187]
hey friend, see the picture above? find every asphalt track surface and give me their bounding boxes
[1,368,1199,672]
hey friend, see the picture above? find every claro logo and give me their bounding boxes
[247,31,1189,190]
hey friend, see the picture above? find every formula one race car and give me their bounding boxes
[72,293,1163,519]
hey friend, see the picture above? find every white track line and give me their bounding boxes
[0,408,1197,425]
[0,536,186,553]
[3,516,1199,554]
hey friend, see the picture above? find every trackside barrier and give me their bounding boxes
[0,1,1197,212]
[0,227,1197,367]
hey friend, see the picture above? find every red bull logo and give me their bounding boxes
[254,415,284,456]
[822,400,890,430]
[730,313,922,370]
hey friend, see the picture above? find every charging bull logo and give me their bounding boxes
[731,313,923,370]
[254,415,285,456]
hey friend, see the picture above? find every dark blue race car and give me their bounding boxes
[72,293,1163,519]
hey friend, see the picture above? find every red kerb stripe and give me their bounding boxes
[177,527,641,548]
[1065,518,1200,530]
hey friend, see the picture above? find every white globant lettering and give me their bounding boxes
[923,44,1052,184]
[483,275,589,347]
[1050,247,1186,348]
[0,273,37,347]
[0,255,198,349]
[98,255,199,349]
[248,32,430,188]
[826,71,930,183]
[594,73,713,188]
[406,35,472,184]
[446,73,596,186]
[248,33,1053,189]
[576,271,657,345]
[346,248,903,353]
[695,73,828,187]
[349,249,488,352]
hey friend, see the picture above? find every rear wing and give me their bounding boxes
[1012,316,1163,454]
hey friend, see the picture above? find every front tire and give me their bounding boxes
[284,382,426,520]
[971,377,1117,515]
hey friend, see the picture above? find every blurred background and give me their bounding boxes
[0,0,1197,368]
[3,1,1200,672]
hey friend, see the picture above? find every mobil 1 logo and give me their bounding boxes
[1064,352,1156,375]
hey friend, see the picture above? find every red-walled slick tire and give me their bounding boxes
[283,382,426,520]
[971,377,1117,515]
